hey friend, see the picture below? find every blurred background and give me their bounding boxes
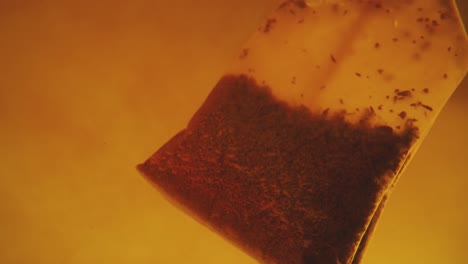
[0,0,466,263]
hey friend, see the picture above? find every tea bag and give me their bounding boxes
[138,1,468,263]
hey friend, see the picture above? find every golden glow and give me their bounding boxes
[0,1,466,263]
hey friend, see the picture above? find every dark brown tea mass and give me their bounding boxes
[138,75,417,264]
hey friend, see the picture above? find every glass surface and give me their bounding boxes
[0,0,467,263]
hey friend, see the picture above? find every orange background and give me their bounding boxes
[0,1,466,263]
